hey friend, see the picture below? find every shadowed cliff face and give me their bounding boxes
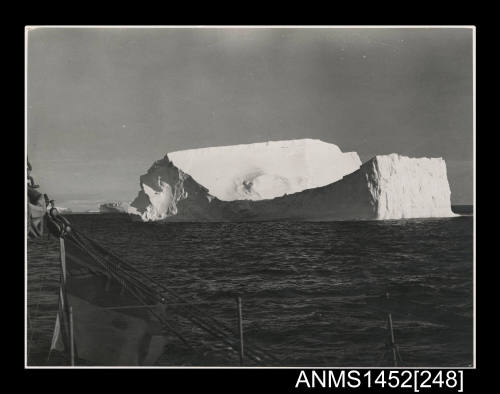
[130,156,216,221]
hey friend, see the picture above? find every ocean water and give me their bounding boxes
[27,212,473,367]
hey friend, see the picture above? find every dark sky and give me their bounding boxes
[27,27,473,210]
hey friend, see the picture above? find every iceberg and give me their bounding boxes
[129,140,456,222]
[53,206,72,213]
[99,202,130,213]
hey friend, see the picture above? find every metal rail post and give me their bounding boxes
[236,296,244,366]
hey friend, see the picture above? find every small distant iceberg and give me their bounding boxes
[53,206,72,214]
[99,201,130,213]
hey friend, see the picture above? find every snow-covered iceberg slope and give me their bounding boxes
[129,142,456,222]
[167,139,361,201]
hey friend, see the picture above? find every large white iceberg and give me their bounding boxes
[129,140,456,222]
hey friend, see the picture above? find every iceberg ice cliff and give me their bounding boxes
[362,154,455,219]
[129,140,456,222]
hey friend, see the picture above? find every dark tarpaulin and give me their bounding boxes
[50,229,167,366]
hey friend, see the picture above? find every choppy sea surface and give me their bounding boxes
[27,210,473,367]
